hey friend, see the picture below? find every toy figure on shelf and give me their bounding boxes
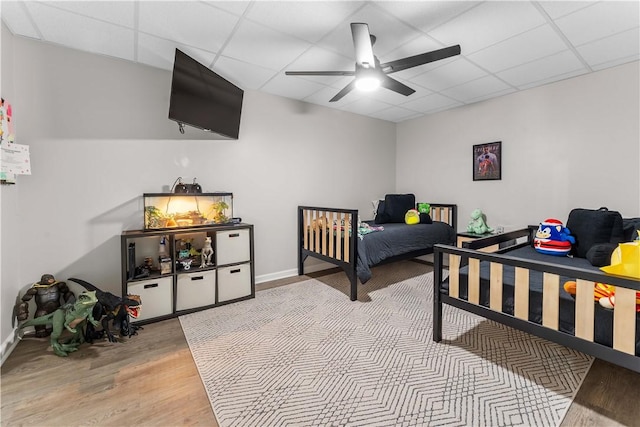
[19,291,99,357]
[201,236,214,267]
[467,209,493,234]
[14,274,75,338]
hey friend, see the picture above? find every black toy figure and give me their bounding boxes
[68,278,142,343]
[15,274,75,338]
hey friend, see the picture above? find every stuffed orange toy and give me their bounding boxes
[563,281,640,312]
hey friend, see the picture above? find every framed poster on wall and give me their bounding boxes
[473,141,501,181]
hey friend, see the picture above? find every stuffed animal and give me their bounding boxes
[563,281,640,312]
[467,209,493,234]
[405,209,420,225]
[533,218,575,256]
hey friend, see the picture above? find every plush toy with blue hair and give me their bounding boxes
[534,218,575,256]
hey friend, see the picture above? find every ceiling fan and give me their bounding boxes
[285,23,461,102]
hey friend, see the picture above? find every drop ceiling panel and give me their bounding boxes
[222,19,311,71]
[577,27,640,70]
[428,1,547,54]
[410,58,488,92]
[138,1,238,54]
[246,1,363,43]
[468,24,568,73]
[496,50,586,88]
[554,1,640,46]
[1,0,638,123]
[24,2,135,61]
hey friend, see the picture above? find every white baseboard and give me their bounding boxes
[256,262,336,285]
[1,328,20,366]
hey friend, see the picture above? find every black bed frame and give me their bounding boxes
[433,229,640,373]
[298,203,457,301]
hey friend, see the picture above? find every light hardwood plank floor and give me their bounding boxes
[2,263,639,426]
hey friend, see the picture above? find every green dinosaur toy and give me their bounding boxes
[20,291,99,357]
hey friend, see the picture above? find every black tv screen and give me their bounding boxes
[168,49,244,139]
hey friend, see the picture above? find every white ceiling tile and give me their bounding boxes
[428,1,547,53]
[554,1,640,46]
[137,33,217,71]
[318,3,423,59]
[375,1,480,33]
[497,49,586,88]
[440,75,512,103]
[464,87,516,104]
[303,86,356,108]
[410,58,487,92]
[261,73,326,100]
[338,97,391,116]
[214,55,278,90]
[577,27,640,69]
[537,1,594,20]
[202,1,251,17]
[222,19,312,71]
[468,24,567,73]
[399,92,462,114]
[138,1,238,53]
[37,0,135,28]
[24,2,134,60]
[1,1,40,39]
[368,105,422,122]
[246,1,364,43]
[517,68,588,91]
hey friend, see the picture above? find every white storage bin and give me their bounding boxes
[176,270,216,311]
[218,263,252,302]
[128,276,173,321]
[216,229,250,265]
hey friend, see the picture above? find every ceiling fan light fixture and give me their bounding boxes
[355,76,381,91]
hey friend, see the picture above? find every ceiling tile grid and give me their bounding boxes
[1,0,638,123]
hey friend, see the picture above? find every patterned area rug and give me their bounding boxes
[180,266,593,427]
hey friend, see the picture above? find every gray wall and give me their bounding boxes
[397,61,640,230]
[0,32,396,359]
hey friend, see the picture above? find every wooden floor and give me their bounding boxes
[2,265,640,426]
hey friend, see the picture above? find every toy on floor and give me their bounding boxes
[19,291,99,357]
[68,278,142,343]
[534,218,575,256]
[14,274,75,338]
[467,208,493,234]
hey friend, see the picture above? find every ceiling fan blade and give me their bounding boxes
[329,80,356,102]
[381,45,461,74]
[351,23,376,67]
[285,71,355,76]
[380,75,415,96]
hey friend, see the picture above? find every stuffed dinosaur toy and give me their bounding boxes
[467,208,493,234]
[19,291,99,357]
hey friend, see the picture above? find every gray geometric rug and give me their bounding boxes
[180,272,593,427]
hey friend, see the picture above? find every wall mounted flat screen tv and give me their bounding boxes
[168,49,244,139]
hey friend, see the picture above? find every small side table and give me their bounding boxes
[457,231,499,252]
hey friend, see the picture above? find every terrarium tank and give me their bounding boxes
[143,193,233,230]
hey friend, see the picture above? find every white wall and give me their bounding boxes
[397,61,640,231]
[0,34,396,358]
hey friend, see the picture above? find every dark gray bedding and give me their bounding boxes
[357,221,456,283]
[444,245,640,355]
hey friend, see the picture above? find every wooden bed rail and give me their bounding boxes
[298,206,359,300]
[433,235,640,372]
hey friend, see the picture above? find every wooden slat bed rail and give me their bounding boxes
[433,233,640,373]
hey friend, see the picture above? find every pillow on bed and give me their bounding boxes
[375,194,416,224]
[566,207,624,259]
